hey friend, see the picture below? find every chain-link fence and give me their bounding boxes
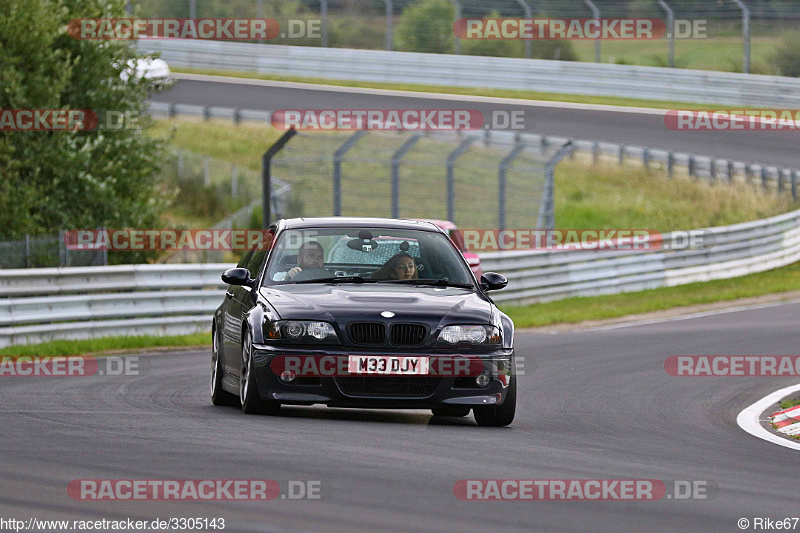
[0,232,107,269]
[269,129,569,230]
[130,0,800,74]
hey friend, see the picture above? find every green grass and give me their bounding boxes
[779,398,800,410]
[570,36,782,74]
[172,67,752,110]
[501,262,800,328]
[0,333,210,357]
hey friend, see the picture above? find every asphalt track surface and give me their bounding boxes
[3,302,800,532]
[151,77,800,168]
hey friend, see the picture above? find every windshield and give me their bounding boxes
[263,227,475,287]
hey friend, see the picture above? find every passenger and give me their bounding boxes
[284,241,325,281]
[371,252,418,280]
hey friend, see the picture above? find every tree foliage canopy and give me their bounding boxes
[0,0,165,239]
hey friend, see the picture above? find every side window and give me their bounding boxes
[245,249,268,280]
[236,250,253,269]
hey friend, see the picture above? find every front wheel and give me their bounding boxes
[473,378,516,427]
[240,329,280,415]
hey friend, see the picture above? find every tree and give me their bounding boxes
[395,0,455,54]
[0,0,165,239]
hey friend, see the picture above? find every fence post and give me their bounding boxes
[515,0,533,59]
[320,0,329,47]
[583,0,601,63]
[688,155,695,177]
[642,147,650,169]
[333,130,368,216]
[59,229,66,267]
[657,0,675,68]
[728,160,735,183]
[761,166,768,190]
[538,141,572,230]
[593,141,600,164]
[618,145,625,166]
[24,234,30,268]
[382,0,393,51]
[449,0,462,54]
[446,136,476,223]
[731,0,751,74]
[709,159,716,182]
[256,0,264,44]
[498,141,527,230]
[391,134,422,219]
[792,170,798,201]
[778,169,785,193]
[262,129,298,228]
[189,0,196,19]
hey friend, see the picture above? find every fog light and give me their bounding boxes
[279,370,296,383]
[475,373,491,388]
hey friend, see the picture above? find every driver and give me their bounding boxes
[284,240,325,281]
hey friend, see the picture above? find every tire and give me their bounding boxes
[473,377,516,427]
[431,406,471,417]
[211,327,237,406]
[240,329,280,415]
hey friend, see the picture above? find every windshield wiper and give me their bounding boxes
[293,275,378,284]
[378,278,474,289]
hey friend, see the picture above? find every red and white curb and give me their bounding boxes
[737,383,800,450]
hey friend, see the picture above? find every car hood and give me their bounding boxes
[260,284,493,327]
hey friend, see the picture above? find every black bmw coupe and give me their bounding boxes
[211,217,516,426]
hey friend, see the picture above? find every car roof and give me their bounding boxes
[279,217,442,232]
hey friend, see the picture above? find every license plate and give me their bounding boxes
[347,355,429,375]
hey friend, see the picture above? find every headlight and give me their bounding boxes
[265,320,339,343]
[438,325,501,345]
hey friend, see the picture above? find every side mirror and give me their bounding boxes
[480,272,508,291]
[222,267,253,287]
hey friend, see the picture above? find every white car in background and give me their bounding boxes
[119,57,173,90]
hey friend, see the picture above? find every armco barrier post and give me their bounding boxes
[643,147,650,169]
[728,160,735,183]
[792,170,798,201]
[618,145,625,166]
[761,166,768,190]
[688,155,695,177]
[391,134,422,219]
[262,128,298,228]
[498,141,527,230]
[446,136,476,222]
[668,152,674,178]
[592,141,600,164]
[333,130,368,216]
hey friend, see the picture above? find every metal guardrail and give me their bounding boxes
[3,207,800,346]
[142,39,800,107]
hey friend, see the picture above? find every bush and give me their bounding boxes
[772,34,800,77]
[395,0,454,53]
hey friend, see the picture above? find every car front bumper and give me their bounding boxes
[250,344,515,409]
